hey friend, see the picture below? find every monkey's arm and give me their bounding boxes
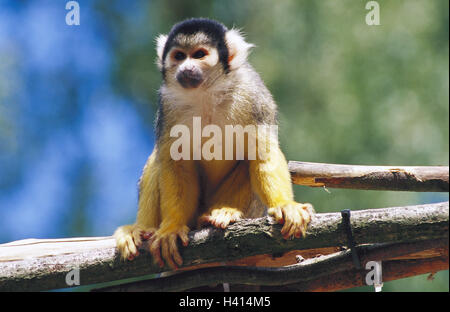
[148,140,200,269]
[249,137,312,239]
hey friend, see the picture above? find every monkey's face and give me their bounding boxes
[165,42,220,89]
[156,19,255,92]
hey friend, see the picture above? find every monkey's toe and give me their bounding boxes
[141,228,157,241]
[199,208,243,229]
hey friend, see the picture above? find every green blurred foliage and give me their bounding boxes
[96,0,448,291]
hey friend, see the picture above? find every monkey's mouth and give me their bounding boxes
[176,70,203,89]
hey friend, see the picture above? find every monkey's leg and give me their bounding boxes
[199,161,252,229]
[148,151,200,269]
[249,142,313,239]
[114,149,161,261]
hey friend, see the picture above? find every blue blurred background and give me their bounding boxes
[0,0,154,240]
[0,0,448,291]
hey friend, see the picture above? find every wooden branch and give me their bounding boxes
[93,238,449,292]
[288,161,449,192]
[170,255,450,292]
[0,201,447,291]
[262,255,449,292]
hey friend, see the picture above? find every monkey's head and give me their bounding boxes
[156,18,254,90]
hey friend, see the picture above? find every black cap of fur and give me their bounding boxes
[162,18,230,75]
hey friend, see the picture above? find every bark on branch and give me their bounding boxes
[0,201,448,292]
[288,161,449,192]
[94,238,448,292]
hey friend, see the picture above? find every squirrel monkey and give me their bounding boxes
[114,18,313,269]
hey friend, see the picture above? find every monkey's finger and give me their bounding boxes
[280,206,295,238]
[268,207,283,223]
[293,204,312,238]
[303,203,315,213]
[149,238,164,268]
[281,223,294,239]
[297,223,307,239]
[301,204,313,224]
[128,249,140,261]
[202,214,224,228]
[131,229,143,247]
[124,236,138,258]
[229,211,242,223]
[299,208,311,237]
[215,213,230,229]
[178,230,189,247]
[281,221,292,239]
[285,213,300,239]
[141,229,156,241]
[294,212,305,238]
[116,238,130,260]
[160,238,170,266]
[285,207,304,239]
[289,209,303,239]
[161,237,177,269]
[198,215,212,226]
[169,234,183,267]
[294,228,302,239]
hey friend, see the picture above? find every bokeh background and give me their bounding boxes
[0,0,448,291]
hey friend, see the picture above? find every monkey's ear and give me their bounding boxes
[225,29,255,70]
[156,34,168,70]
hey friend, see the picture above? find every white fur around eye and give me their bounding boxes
[225,29,255,70]
[156,34,168,70]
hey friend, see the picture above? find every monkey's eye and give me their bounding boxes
[192,49,207,59]
[174,51,186,61]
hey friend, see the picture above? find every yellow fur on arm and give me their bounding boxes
[249,144,294,208]
[250,138,313,239]
[158,145,200,233]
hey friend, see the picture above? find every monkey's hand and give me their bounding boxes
[148,225,190,269]
[199,207,243,229]
[114,224,157,261]
[268,202,314,240]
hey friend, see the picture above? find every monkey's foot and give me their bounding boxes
[114,224,156,261]
[199,208,243,229]
[268,202,314,239]
[148,225,190,270]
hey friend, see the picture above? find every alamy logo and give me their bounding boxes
[170,117,278,162]
[65,1,80,26]
[365,1,381,26]
[365,260,383,292]
[65,267,80,286]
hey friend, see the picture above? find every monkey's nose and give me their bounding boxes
[176,69,203,89]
